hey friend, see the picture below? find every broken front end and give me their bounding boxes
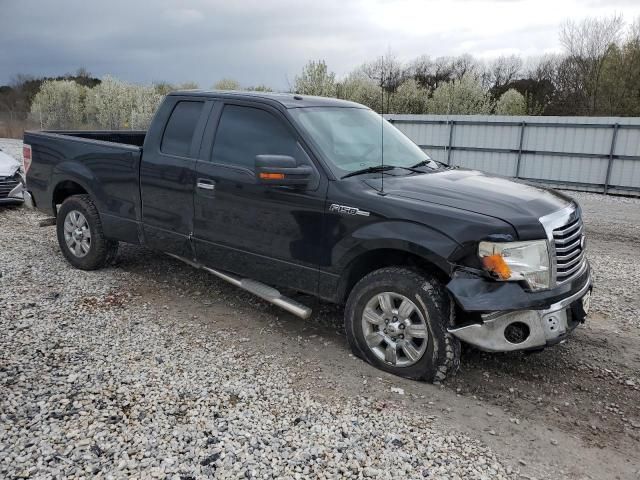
[446,204,592,352]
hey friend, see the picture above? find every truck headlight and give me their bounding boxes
[478,240,550,291]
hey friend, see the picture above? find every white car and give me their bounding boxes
[0,146,27,205]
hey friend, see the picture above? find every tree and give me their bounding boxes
[427,74,492,114]
[560,14,624,114]
[30,80,85,129]
[294,60,336,97]
[361,53,407,113]
[179,81,200,90]
[495,89,527,115]
[452,54,480,81]
[153,81,199,96]
[336,72,381,111]
[246,84,273,92]
[130,84,164,129]
[85,76,134,128]
[84,76,162,129]
[212,78,241,90]
[488,55,523,88]
[388,79,428,114]
[598,21,640,115]
[410,55,454,90]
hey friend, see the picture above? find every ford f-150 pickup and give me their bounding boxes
[23,90,592,382]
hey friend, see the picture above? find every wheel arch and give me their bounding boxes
[50,161,103,216]
[52,180,89,214]
[336,246,451,304]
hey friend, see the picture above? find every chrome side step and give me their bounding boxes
[165,253,312,319]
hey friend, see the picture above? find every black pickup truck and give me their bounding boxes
[24,91,592,382]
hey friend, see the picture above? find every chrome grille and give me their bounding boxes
[552,216,586,283]
[0,175,20,199]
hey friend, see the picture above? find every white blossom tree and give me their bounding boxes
[294,60,336,97]
[30,80,85,129]
[85,76,136,129]
[212,78,241,90]
[84,76,163,129]
[427,74,492,114]
[130,84,163,129]
[336,72,381,111]
[495,89,527,115]
[388,79,428,114]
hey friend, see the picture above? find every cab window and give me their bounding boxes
[212,105,298,169]
[161,101,204,157]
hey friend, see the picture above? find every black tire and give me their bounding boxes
[56,194,118,270]
[344,267,460,383]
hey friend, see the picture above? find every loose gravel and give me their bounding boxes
[569,190,640,329]
[0,138,22,161]
[0,153,513,478]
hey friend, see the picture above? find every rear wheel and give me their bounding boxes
[344,267,460,383]
[56,195,118,270]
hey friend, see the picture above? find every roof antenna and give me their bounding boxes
[379,55,386,196]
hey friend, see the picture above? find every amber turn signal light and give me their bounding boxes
[481,254,512,280]
[259,172,285,180]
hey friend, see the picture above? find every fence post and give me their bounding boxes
[603,123,619,195]
[446,120,455,165]
[515,121,526,178]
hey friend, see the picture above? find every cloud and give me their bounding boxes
[165,8,206,26]
[1,0,639,89]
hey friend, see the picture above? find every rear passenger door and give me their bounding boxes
[192,101,327,295]
[140,97,212,256]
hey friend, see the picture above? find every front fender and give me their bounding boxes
[333,220,461,275]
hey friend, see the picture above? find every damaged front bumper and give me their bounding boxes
[0,176,33,207]
[447,263,592,352]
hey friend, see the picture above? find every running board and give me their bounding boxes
[165,253,312,319]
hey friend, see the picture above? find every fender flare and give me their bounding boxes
[50,161,104,213]
[329,220,462,301]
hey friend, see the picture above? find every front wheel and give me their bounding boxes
[344,267,460,383]
[56,194,118,270]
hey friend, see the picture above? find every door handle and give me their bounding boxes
[196,179,215,191]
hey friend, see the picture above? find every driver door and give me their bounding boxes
[192,101,327,295]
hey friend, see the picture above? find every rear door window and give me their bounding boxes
[161,101,204,157]
[211,105,298,169]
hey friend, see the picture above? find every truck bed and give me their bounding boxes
[23,129,145,244]
[46,130,146,147]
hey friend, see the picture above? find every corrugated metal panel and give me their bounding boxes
[615,128,640,157]
[519,154,608,184]
[450,150,517,176]
[386,114,640,195]
[609,159,640,188]
[455,124,521,149]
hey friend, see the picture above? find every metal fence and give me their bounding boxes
[386,114,640,196]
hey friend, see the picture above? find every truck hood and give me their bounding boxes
[0,150,21,177]
[365,169,573,239]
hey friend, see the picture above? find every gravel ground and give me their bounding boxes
[569,191,640,329]
[0,138,22,161]
[2,137,639,479]
[0,215,511,479]
[0,136,514,480]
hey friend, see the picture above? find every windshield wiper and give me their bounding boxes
[341,165,397,179]
[411,159,455,170]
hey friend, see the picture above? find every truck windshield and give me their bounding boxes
[290,107,435,177]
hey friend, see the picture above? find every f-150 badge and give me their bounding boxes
[329,204,370,216]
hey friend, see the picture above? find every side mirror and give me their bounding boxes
[255,155,312,187]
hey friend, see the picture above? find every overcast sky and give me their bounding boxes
[2,0,640,89]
